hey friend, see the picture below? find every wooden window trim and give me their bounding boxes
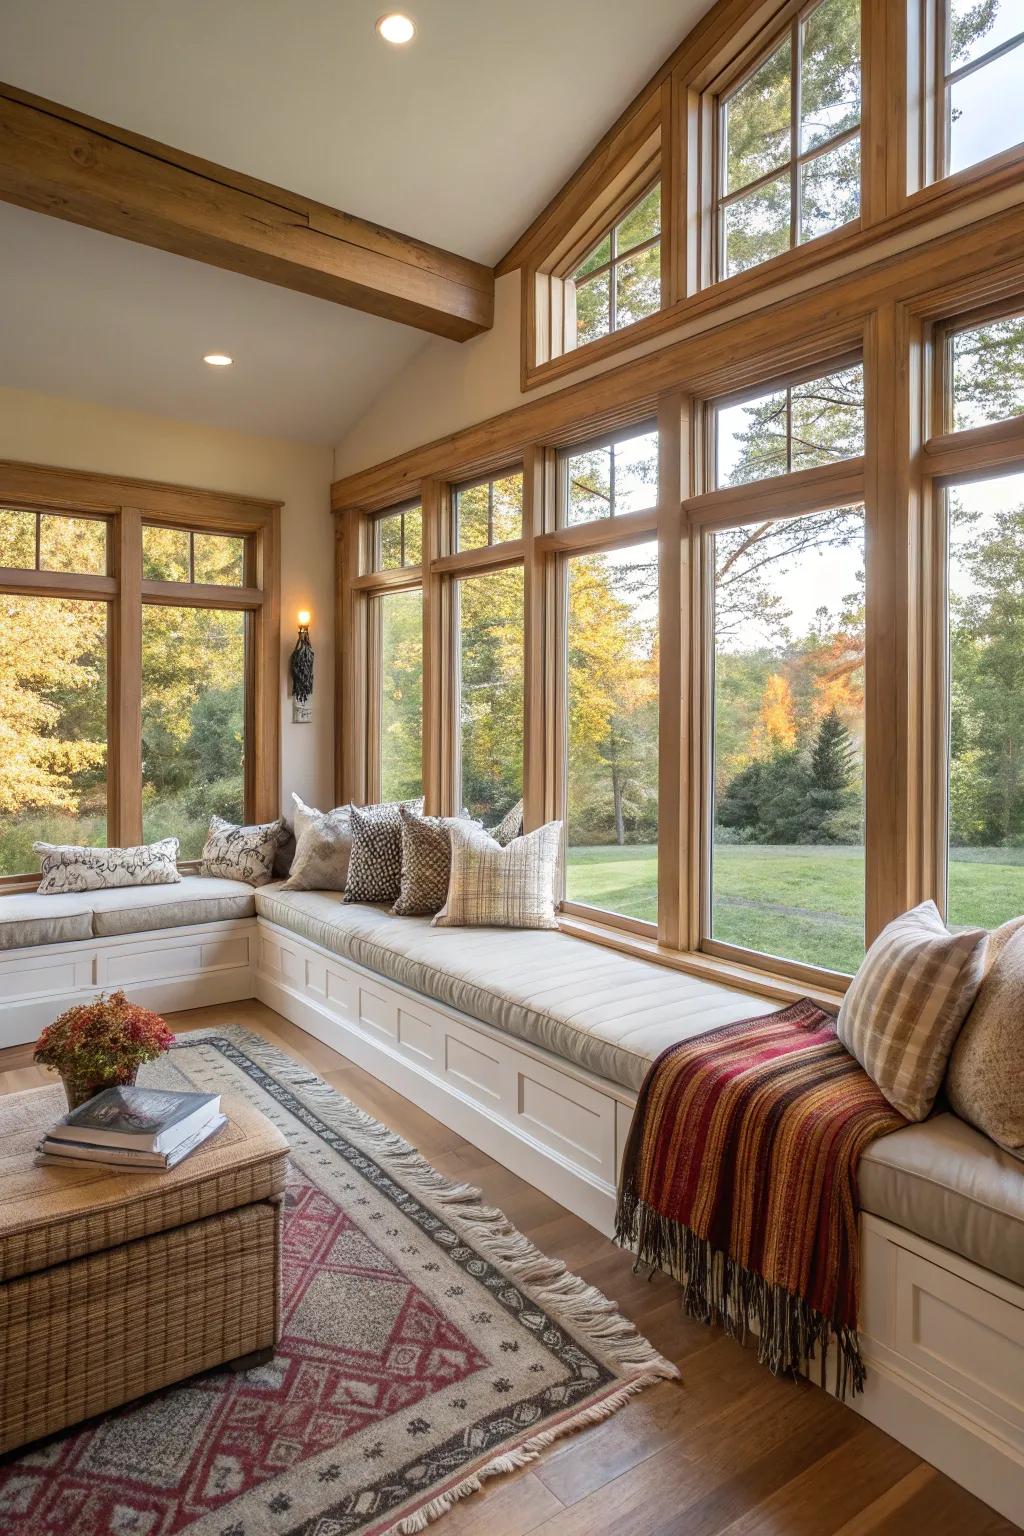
[0,460,280,885]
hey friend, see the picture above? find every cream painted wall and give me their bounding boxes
[0,385,336,815]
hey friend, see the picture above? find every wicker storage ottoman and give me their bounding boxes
[0,1085,288,1455]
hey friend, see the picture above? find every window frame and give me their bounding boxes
[370,499,423,574]
[712,0,862,282]
[452,469,525,554]
[0,463,279,886]
[557,419,661,529]
[932,0,1024,183]
[565,181,663,354]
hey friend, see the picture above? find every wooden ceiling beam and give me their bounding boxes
[0,82,494,342]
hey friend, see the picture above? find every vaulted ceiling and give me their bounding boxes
[0,0,714,444]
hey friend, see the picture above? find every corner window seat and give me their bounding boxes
[0,877,256,948]
[254,883,762,1092]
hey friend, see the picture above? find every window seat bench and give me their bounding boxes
[1,880,1022,1520]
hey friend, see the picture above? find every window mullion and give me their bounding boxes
[111,506,143,846]
[791,15,801,249]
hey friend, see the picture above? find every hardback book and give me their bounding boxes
[46,1086,221,1154]
[38,1114,228,1171]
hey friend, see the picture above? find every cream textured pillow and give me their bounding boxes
[200,815,284,886]
[946,916,1024,1157]
[837,900,986,1121]
[433,820,561,930]
[282,800,353,893]
[491,798,524,847]
[35,839,181,894]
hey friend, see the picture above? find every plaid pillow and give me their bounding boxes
[343,799,423,905]
[433,820,561,930]
[837,900,986,1121]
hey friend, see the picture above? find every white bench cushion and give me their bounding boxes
[254,884,766,1091]
[0,894,93,950]
[860,1112,1024,1286]
[87,876,256,937]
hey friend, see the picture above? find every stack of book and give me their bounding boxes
[37,1086,225,1171]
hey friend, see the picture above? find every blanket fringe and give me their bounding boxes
[616,1192,865,1400]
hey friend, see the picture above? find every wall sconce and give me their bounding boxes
[290,610,314,723]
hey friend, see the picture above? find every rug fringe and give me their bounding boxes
[182,1026,680,1390]
[382,1371,666,1536]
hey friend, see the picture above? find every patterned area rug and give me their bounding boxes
[0,1027,676,1535]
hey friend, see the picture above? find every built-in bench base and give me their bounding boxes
[254,917,1024,1528]
[0,918,257,1047]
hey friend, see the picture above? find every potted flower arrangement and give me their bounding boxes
[34,991,176,1110]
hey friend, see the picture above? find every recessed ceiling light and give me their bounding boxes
[203,352,233,367]
[376,12,415,44]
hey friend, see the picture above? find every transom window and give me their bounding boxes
[717,0,861,278]
[713,363,864,487]
[569,185,662,350]
[454,472,523,551]
[560,426,659,526]
[948,313,1024,432]
[371,503,422,572]
[941,0,1024,177]
[0,507,108,576]
[142,525,245,585]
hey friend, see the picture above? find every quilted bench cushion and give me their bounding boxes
[0,894,93,951]
[0,876,256,949]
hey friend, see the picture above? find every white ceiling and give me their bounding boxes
[0,0,714,443]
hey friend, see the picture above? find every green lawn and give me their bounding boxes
[566,843,1024,975]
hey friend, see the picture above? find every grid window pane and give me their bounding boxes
[800,0,861,153]
[458,567,524,827]
[456,475,522,550]
[723,173,791,277]
[563,428,658,526]
[716,364,864,487]
[617,185,661,254]
[0,509,37,568]
[799,134,860,242]
[403,508,423,565]
[725,38,792,194]
[377,513,404,570]
[456,483,490,552]
[141,605,246,859]
[575,270,611,348]
[378,588,423,803]
[193,533,245,585]
[947,471,1024,929]
[951,315,1024,432]
[576,234,611,279]
[143,525,190,581]
[948,41,1024,174]
[0,596,108,875]
[39,515,107,576]
[711,506,866,974]
[566,541,659,922]
[615,243,661,328]
[491,474,523,542]
[949,0,1023,70]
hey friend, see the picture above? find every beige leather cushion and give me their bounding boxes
[860,1113,1024,1286]
[88,876,256,937]
[0,894,92,950]
[256,885,768,1090]
[0,1086,288,1282]
[945,918,1024,1156]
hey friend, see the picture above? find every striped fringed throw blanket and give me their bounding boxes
[615,998,908,1398]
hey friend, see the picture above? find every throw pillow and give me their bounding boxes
[491,798,524,847]
[343,799,423,905]
[433,819,562,930]
[200,815,284,886]
[392,808,480,916]
[945,916,1024,1157]
[837,900,987,1121]
[35,838,181,895]
[282,801,354,892]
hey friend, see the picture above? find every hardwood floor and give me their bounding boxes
[2,1000,1018,1536]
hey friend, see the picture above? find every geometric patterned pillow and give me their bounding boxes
[199,815,284,887]
[432,820,562,930]
[34,838,181,894]
[837,900,987,1121]
[343,800,423,905]
[392,808,480,916]
[490,798,524,847]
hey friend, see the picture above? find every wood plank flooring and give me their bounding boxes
[2,1000,1018,1536]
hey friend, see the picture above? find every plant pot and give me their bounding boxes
[60,1067,138,1113]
